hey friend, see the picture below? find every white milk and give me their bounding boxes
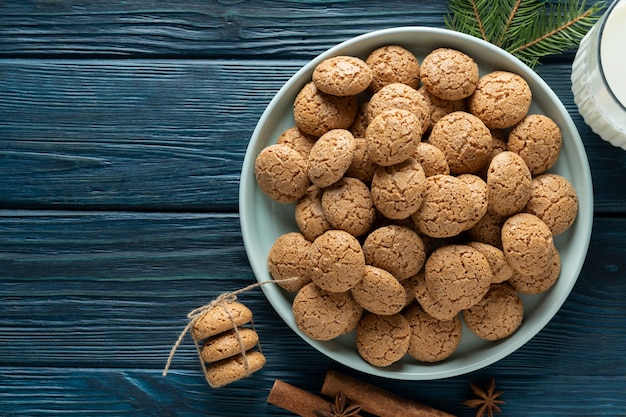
[572,0,626,149]
[600,0,626,107]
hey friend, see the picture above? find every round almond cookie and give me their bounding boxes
[467,70,532,129]
[368,83,430,134]
[487,151,532,217]
[294,81,358,137]
[371,157,426,220]
[295,185,333,242]
[276,126,317,159]
[362,225,426,280]
[356,312,411,367]
[525,173,578,236]
[417,86,467,127]
[508,245,561,294]
[412,142,450,177]
[308,229,365,292]
[420,48,479,100]
[457,174,489,230]
[365,45,420,93]
[404,302,462,363]
[345,136,377,184]
[351,265,406,315]
[411,270,459,321]
[267,232,313,292]
[468,210,506,249]
[424,244,492,312]
[411,174,474,238]
[428,111,493,175]
[365,108,422,167]
[349,102,370,139]
[292,282,363,341]
[321,177,376,237]
[307,129,356,188]
[508,114,562,175]
[312,55,373,96]
[467,241,514,284]
[254,144,310,204]
[501,213,555,276]
[462,283,524,341]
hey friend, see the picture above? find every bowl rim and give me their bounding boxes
[239,26,594,380]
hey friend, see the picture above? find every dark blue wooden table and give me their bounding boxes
[1,1,625,416]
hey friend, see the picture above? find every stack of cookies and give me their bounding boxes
[254,45,579,367]
[191,301,266,387]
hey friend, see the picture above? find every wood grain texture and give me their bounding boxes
[1,60,624,212]
[0,0,447,58]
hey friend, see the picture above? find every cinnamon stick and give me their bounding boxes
[267,379,333,417]
[321,369,456,417]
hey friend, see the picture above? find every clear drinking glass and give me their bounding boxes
[572,0,626,149]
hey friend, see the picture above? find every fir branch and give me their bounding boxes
[444,0,607,68]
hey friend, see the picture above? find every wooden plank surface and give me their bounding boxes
[1,60,625,212]
[2,0,625,415]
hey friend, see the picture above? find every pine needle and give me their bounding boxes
[444,0,607,68]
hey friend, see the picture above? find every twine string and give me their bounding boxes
[162,278,298,380]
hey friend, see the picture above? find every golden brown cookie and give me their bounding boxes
[255,144,310,204]
[427,111,492,175]
[468,71,532,129]
[404,303,462,362]
[321,177,376,237]
[293,81,358,136]
[370,157,426,220]
[205,351,266,388]
[295,185,333,241]
[345,136,377,184]
[508,245,561,294]
[267,232,313,292]
[412,141,450,177]
[420,48,479,100]
[307,229,365,292]
[508,114,562,175]
[501,213,555,276]
[462,283,524,341]
[307,129,356,188]
[292,282,363,341]
[417,86,467,127]
[457,174,489,230]
[468,210,506,249]
[467,241,514,284]
[201,328,259,363]
[424,244,492,312]
[368,83,430,134]
[350,265,406,315]
[276,126,317,159]
[362,225,426,280]
[349,102,370,138]
[411,270,459,321]
[365,45,420,93]
[411,174,474,238]
[525,173,578,236]
[365,108,422,166]
[356,312,411,367]
[313,55,373,96]
[192,302,253,341]
[487,151,532,217]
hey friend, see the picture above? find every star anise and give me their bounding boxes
[314,391,362,417]
[462,377,504,417]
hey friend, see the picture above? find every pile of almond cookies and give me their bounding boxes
[254,45,578,368]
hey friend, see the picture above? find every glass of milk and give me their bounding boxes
[572,0,626,149]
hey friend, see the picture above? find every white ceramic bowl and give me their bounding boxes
[240,27,593,380]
